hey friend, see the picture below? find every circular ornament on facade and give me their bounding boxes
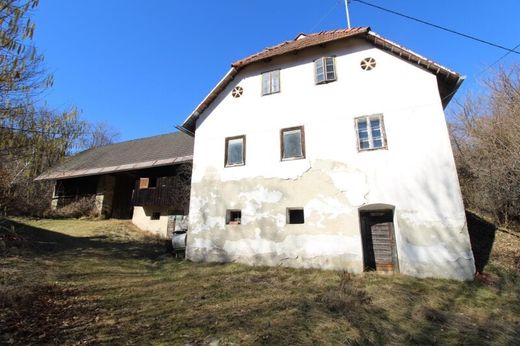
[231,86,244,98]
[360,57,377,71]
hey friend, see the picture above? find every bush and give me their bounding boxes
[43,196,99,219]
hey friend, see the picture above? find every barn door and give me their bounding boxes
[360,210,398,272]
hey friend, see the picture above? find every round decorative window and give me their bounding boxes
[231,86,244,98]
[360,57,376,71]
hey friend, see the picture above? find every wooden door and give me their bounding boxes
[370,222,396,272]
[360,210,398,272]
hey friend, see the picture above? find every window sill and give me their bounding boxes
[281,156,306,162]
[225,163,245,168]
[358,146,388,152]
[261,90,281,96]
[315,79,337,85]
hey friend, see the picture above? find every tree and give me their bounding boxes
[82,121,120,149]
[450,65,520,225]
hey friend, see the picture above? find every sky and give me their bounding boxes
[32,0,520,141]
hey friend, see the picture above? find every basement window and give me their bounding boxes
[315,57,336,84]
[355,114,387,151]
[287,208,304,224]
[262,69,280,95]
[225,135,245,167]
[151,212,161,220]
[226,210,242,225]
[281,126,305,160]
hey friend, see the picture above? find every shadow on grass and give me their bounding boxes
[0,219,169,261]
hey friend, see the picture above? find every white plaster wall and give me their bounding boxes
[188,38,475,280]
[132,206,169,238]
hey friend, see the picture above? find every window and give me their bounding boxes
[139,177,157,189]
[315,57,336,84]
[151,212,161,220]
[281,126,305,160]
[139,178,149,189]
[225,135,245,167]
[262,70,280,95]
[355,115,387,151]
[287,208,304,224]
[226,210,242,225]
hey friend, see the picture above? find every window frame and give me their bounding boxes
[226,209,242,225]
[280,126,306,161]
[286,208,305,224]
[314,56,337,84]
[224,135,246,167]
[261,69,281,96]
[355,114,388,151]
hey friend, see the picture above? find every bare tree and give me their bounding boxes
[450,65,520,225]
[82,121,120,149]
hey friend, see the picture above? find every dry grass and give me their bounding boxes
[1,218,519,345]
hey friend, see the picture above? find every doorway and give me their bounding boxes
[359,209,398,272]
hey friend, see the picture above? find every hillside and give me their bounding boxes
[1,218,519,345]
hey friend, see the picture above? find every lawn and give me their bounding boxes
[1,218,519,345]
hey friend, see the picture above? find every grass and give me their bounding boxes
[1,217,519,345]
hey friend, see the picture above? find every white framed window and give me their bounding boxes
[225,135,245,167]
[281,126,305,160]
[355,115,387,151]
[315,57,336,84]
[261,70,280,95]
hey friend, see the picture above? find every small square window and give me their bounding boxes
[281,126,305,160]
[225,135,245,167]
[355,114,387,151]
[226,210,242,225]
[151,212,161,220]
[148,177,157,188]
[287,208,304,224]
[315,57,336,84]
[262,70,280,95]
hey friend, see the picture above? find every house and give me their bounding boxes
[179,27,476,280]
[35,132,193,237]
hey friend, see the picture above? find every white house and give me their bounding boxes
[180,27,476,280]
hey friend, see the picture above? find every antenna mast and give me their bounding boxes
[345,0,352,29]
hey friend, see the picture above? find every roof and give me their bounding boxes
[180,27,464,133]
[35,131,194,181]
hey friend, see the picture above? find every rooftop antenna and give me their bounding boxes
[345,0,352,29]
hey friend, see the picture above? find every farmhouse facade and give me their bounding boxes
[36,132,193,237]
[180,27,476,280]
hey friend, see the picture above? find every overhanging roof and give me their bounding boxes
[180,27,464,133]
[35,131,194,181]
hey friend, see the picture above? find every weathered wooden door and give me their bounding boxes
[360,210,398,272]
[370,222,396,272]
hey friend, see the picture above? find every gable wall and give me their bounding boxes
[187,39,475,279]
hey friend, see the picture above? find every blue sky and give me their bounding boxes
[33,1,520,141]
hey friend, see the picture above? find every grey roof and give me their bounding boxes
[36,132,194,181]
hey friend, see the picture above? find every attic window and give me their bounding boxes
[360,57,376,71]
[232,86,243,98]
[315,57,336,84]
[262,70,280,95]
[287,208,304,224]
